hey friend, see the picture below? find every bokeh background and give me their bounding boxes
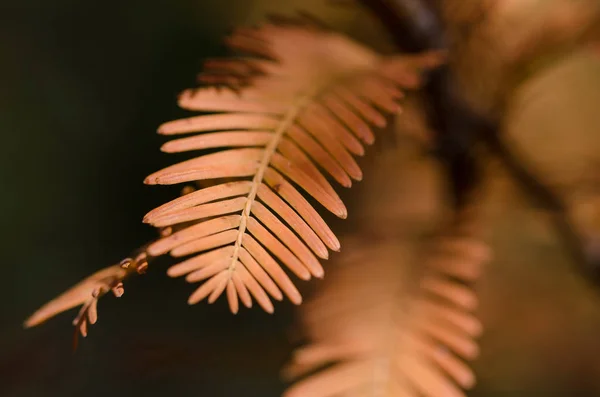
[2,1,600,396]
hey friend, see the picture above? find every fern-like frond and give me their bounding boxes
[23,20,443,334]
[282,208,490,397]
[142,22,443,313]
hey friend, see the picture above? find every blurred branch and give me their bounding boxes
[357,0,599,284]
[358,0,483,207]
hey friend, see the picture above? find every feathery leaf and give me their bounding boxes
[283,207,490,397]
[143,22,443,312]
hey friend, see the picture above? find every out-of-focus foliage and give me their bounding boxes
[474,168,600,395]
[449,2,600,393]
[473,45,600,394]
[444,0,600,116]
[504,51,600,239]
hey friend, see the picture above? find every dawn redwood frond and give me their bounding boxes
[283,206,490,397]
[23,19,443,334]
[142,22,442,312]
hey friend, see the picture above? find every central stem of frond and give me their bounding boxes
[228,94,313,274]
